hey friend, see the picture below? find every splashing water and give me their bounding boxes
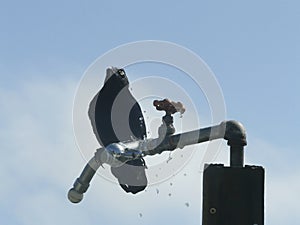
[139,117,144,128]
[166,152,173,163]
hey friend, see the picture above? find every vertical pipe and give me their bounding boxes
[230,145,244,167]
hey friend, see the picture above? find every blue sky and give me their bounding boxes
[1,0,300,225]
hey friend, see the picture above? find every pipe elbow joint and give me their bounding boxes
[222,120,247,146]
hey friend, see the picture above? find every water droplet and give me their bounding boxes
[168,193,172,197]
[166,152,173,163]
[181,154,183,158]
[184,173,187,176]
[156,189,159,194]
[185,202,190,207]
[155,174,158,177]
[139,213,143,217]
[170,183,173,186]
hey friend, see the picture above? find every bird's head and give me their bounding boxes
[104,67,129,88]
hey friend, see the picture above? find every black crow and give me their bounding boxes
[88,67,147,194]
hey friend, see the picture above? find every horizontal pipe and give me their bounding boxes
[143,123,226,156]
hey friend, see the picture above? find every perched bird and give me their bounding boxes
[88,67,147,194]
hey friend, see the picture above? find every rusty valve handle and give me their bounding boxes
[153,99,186,115]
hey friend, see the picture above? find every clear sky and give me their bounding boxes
[1,0,299,225]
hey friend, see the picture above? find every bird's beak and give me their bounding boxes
[105,67,114,83]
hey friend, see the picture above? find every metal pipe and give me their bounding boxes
[67,157,101,203]
[142,123,226,156]
[142,120,246,168]
[230,145,244,167]
[68,120,247,203]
